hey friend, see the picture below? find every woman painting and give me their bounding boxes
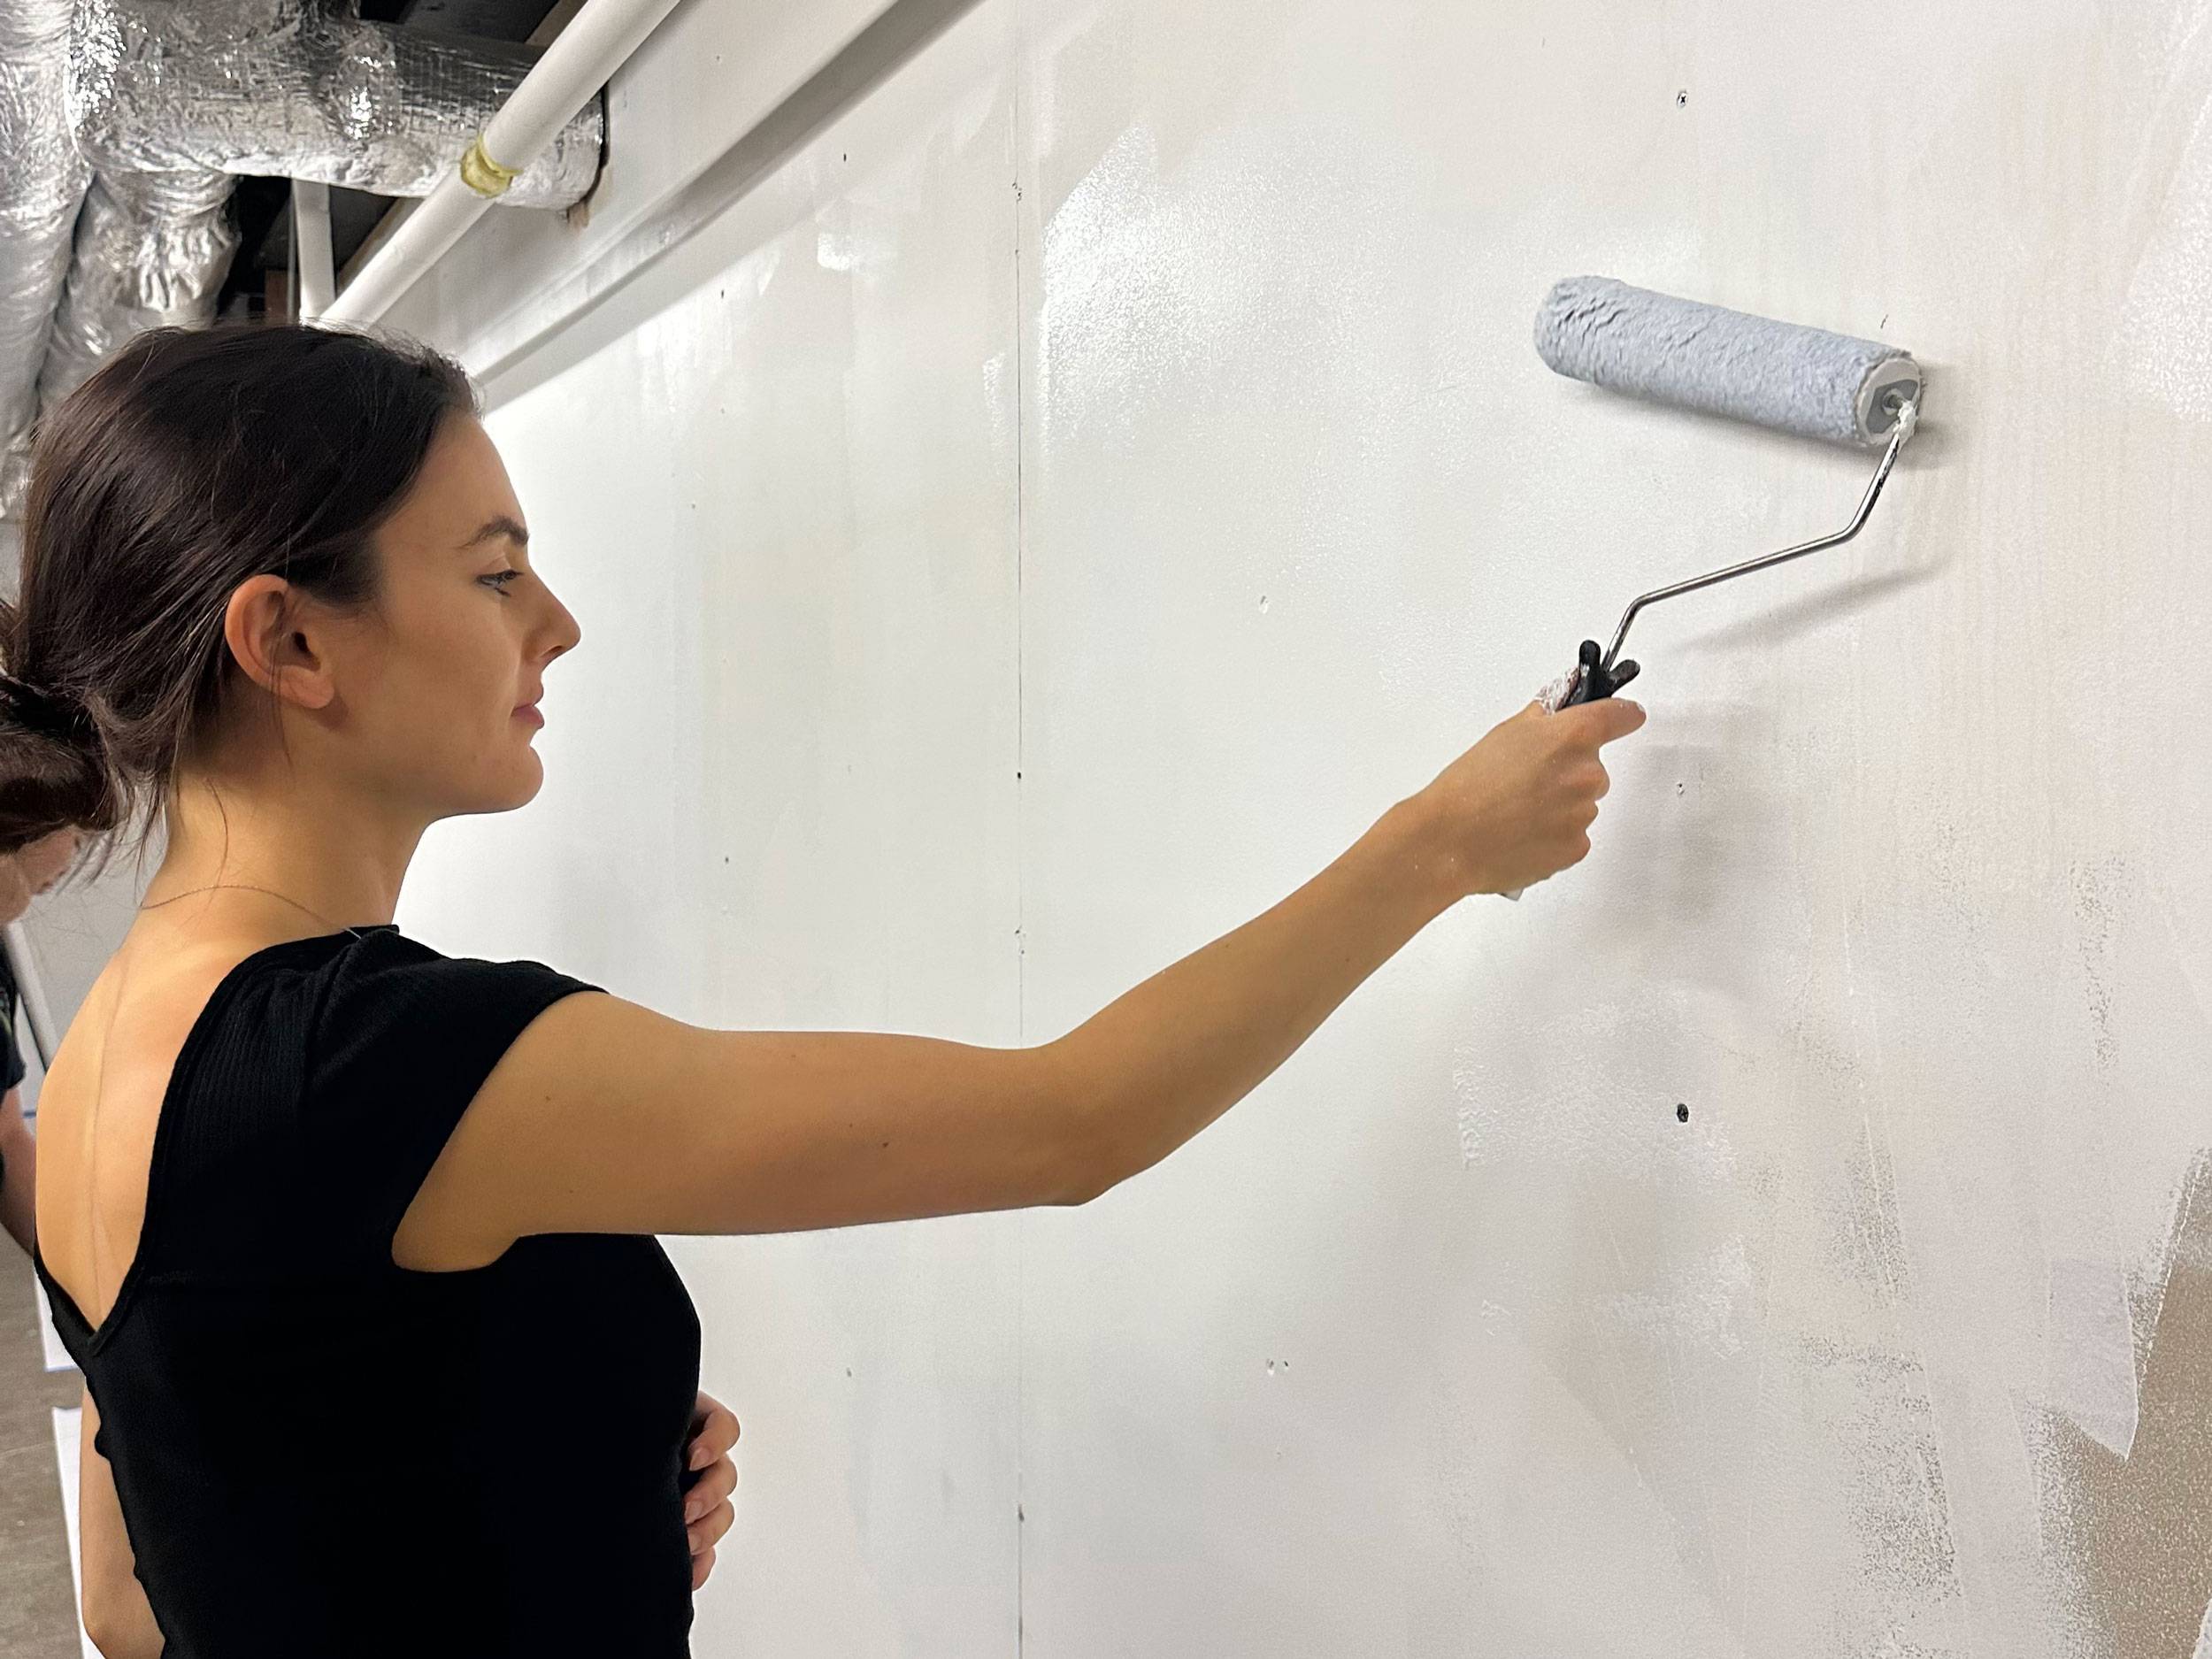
[12,322,1639,1655]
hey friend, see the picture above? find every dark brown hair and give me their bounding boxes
[0,322,480,880]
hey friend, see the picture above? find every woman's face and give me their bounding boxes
[0,826,82,925]
[299,413,583,820]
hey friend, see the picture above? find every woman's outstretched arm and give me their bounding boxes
[394,694,1645,1263]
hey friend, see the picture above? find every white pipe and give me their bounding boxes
[293,178,335,320]
[320,0,687,326]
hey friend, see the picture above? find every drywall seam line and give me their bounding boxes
[1011,1,1027,1647]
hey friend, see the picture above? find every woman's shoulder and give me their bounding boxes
[298,927,604,1101]
[104,924,598,1087]
[284,930,607,1271]
[309,926,598,1016]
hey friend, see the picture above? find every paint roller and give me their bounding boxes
[1501,275,1924,899]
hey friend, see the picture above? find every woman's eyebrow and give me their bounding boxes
[459,514,530,550]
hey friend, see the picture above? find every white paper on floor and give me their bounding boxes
[49,1405,104,1659]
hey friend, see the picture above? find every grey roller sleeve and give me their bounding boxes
[1533,276,1920,447]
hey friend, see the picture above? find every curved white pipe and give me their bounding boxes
[321,0,690,326]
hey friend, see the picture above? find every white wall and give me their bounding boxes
[385,0,2212,1652]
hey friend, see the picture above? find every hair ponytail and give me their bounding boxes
[0,601,110,856]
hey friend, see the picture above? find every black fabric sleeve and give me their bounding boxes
[301,933,604,1275]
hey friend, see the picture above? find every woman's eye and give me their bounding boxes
[482,571,524,591]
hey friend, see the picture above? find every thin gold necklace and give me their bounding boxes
[135,883,377,939]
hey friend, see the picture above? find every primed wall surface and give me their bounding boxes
[379,0,2212,1652]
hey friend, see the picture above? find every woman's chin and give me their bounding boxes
[503,750,546,804]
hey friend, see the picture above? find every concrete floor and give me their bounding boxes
[0,1253,88,1659]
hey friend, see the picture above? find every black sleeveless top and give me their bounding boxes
[32,926,703,1656]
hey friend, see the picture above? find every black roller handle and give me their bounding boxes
[1556,638,1640,706]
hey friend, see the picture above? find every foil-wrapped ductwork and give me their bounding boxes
[1,0,606,518]
[67,0,603,208]
[0,0,96,520]
[36,164,240,411]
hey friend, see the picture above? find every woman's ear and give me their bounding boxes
[221,575,338,714]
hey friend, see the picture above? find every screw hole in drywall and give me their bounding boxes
[1676,1102,1690,1123]
[1675,88,1687,105]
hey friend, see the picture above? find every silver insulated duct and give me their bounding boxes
[2,0,606,518]
[0,0,96,521]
